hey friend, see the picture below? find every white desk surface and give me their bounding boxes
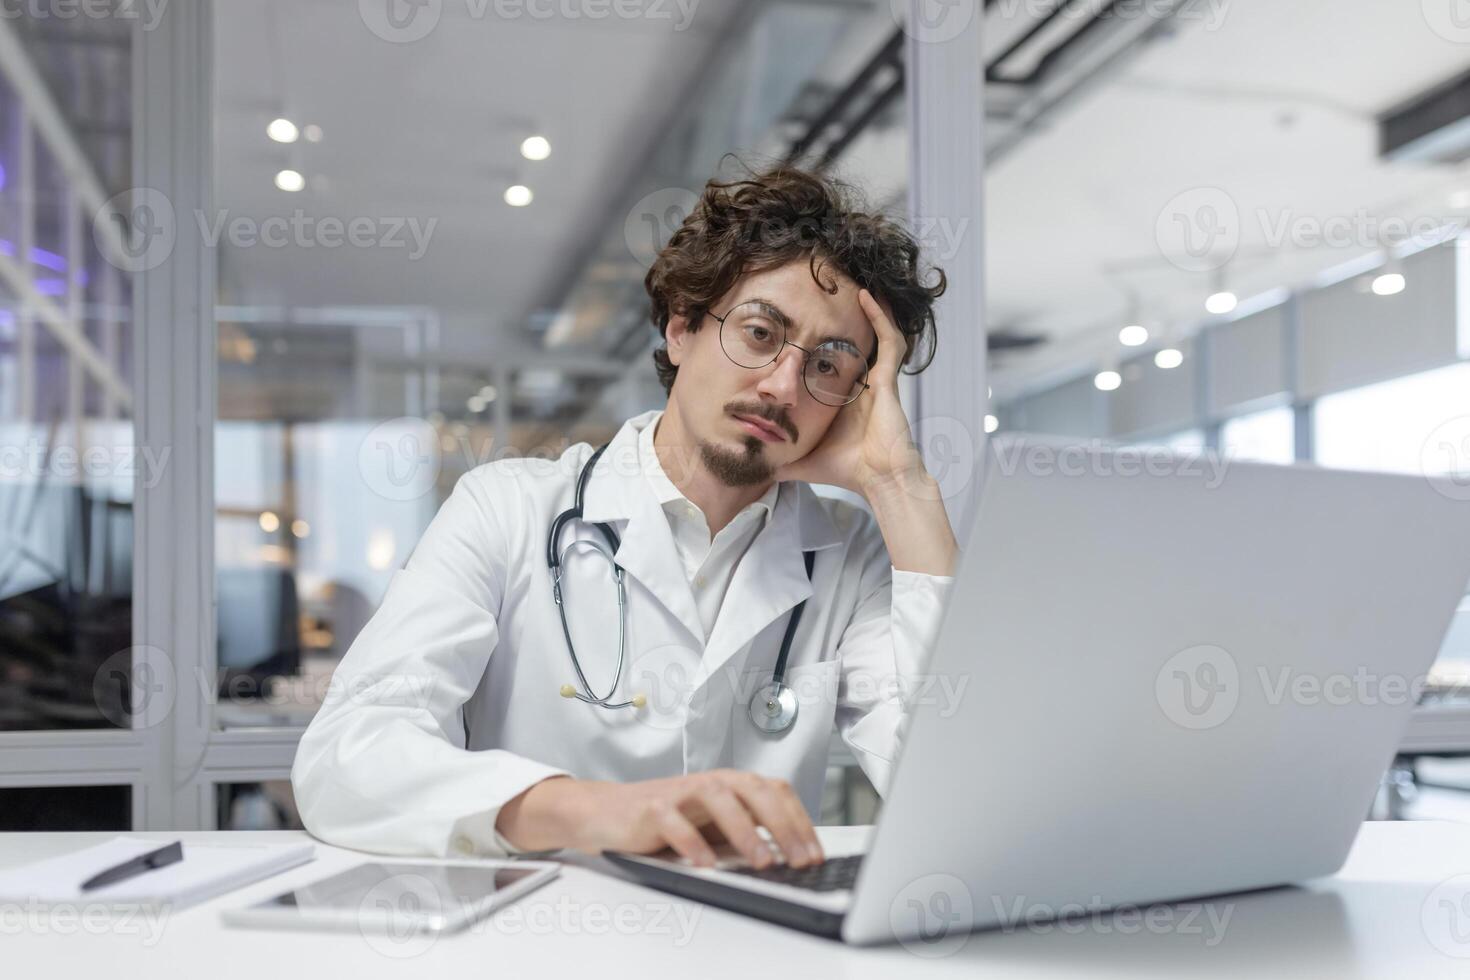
[3,821,1470,978]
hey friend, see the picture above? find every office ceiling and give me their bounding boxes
[984,1,1470,396]
[211,0,1470,404]
[212,0,743,355]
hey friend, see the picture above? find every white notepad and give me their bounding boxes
[0,835,315,909]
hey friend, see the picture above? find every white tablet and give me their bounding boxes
[221,859,560,934]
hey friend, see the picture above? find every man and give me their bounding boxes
[292,164,959,872]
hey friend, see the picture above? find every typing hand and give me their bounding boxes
[496,770,825,868]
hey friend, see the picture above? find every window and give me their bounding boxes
[1315,362,1470,679]
[0,17,135,731]
[1313,362,1470,478]
[1220,406,1295,465]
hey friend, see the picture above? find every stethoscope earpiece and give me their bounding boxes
[560,683,646,708]
[549,438,815,733]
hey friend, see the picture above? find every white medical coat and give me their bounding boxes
[291,409,954,857]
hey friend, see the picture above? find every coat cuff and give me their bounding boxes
[890,566,955,676]
[445,765,571,858]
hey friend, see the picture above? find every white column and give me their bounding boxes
[904,1,987,537]
[133,0,217,830]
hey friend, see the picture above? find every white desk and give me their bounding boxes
[4,822,1470,978]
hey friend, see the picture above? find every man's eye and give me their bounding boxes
[814,359,835,375]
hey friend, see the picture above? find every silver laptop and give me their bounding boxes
[606,436,1470,945]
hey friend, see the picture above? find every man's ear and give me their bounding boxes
[664,312,691,367]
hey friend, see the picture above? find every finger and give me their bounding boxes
[694,785,774,868]
[733,776,821,868]
[653,801,718,867]
[858,288,905,385]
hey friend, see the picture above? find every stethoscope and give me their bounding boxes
[548,442,815,733]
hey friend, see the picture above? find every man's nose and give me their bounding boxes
[755,344,805,404]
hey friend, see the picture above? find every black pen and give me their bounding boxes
[80,841,184,891]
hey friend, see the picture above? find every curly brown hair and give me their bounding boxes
[645,161,947,396]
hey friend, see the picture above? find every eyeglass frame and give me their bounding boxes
[702,300,874,408]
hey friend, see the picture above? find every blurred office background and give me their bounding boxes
[1,0,1469,831]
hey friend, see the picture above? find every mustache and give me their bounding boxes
[725,401,798,442]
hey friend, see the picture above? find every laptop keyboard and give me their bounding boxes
[727,853,864,892]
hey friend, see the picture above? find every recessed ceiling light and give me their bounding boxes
[1205,290,1237,315]
[984,414,999,433]
[520,135,551,161]
[303,124,323,143]
[1155,348,1184,370]
[1094,370,1122,392]
[504,184,533,207]
[267,118,298,143]
[275,169,305,192]
[1118,324,1149,347]
[1371,272,1406,296]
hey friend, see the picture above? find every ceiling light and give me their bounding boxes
[504,184,533,207]
[303,124,323,143]
[520,135,551,161]
[1205,291,1237,315]
[984,414,999,433]
[267,118,298,143]
[1155,347,1184,370]
[1094,370,1122,392]
[274,169,305,192]
[1118,324,1149,347]
[1371,272,1406,296]
[291,519,310,538]
[259,511,280,533]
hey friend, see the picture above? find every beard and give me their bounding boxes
[699,434,775,487]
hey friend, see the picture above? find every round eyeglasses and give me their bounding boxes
[706,300,873,408]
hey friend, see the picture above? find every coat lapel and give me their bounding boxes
[578,411,705,644]
[577,410,848,755]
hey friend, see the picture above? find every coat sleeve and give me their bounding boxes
[831,517,956,795]
[290,467,569,858]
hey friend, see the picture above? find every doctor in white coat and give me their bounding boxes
[292,166,959,871]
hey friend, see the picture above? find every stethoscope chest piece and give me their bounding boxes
[748,681,799,733]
